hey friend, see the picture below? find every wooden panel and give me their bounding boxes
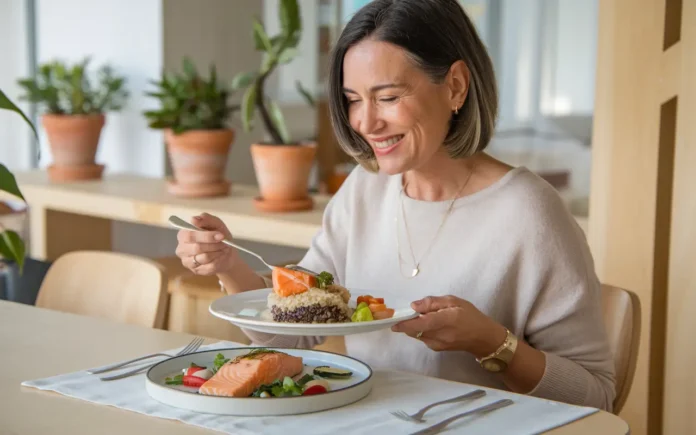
[44,210,112,261]
[660,44,681,102]
[588,0,670,434]
[590,0,696,433]
[663,1,696,433]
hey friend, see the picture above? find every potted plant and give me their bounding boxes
[0,88,35,273]
[17,57,128,182]
[232,0,317,212]
[144,58,240,198]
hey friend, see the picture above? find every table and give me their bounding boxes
[1,300,628,434]
[7,170,588,262]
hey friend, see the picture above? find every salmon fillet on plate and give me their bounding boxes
[199,350,303,397]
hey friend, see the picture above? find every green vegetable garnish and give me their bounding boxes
[251,375,305,397]
[296,373,315,387]
[212,353,230,373]
[313,366,353,379]
[315,271,334,289]
[165,374,183,385]
[351,305,373,322]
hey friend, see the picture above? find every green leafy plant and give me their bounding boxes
[144,57,240,134]
[17,57,128,115]
[0,88,37,273]
[232,0,315,145]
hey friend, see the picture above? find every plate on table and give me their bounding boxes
[145,347,373,416]
[208,288,419,336]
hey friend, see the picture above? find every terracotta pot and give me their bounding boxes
[47,163,105,182]
[42,113,105,167]
[165,128,234,197]
[250,142,316,211]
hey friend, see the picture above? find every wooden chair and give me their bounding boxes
[156,255,251,344]
[601,284,641,414]
[35,251,168,329]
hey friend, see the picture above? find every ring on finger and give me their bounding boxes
[416,331,423,339]
[193,254,201,268]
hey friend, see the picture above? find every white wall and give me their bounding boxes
[550,0,598,116]
[263,0,319,107]
[0,0,33,171]
[35,0,166,177]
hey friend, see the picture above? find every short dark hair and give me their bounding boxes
[328,0,498,171]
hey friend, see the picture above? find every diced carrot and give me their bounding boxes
[357,295,373,305]
[368,303,387,313]
[373,308,395,320]
[368,297,384,304]
[272,267,317,297]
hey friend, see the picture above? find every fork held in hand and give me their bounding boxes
[99,337,204,381]
[391,389,487,423]
[409,399,514,435]
[168,215,318,276]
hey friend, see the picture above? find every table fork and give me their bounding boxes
[391,389,486,423]
[99,337,204,381]
[87,336,204,374]
[409,399,514,435]
[168,215,318,276]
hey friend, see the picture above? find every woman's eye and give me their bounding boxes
[347,99,361,105]
[379,96,398,103]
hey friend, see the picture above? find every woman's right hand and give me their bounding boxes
[175,213,239,276]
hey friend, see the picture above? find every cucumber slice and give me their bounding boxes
[313,366,353,379]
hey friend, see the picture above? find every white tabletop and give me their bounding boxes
[1,300,629,434]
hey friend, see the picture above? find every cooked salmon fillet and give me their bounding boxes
[199,352,303,397]
[272,267,317,297]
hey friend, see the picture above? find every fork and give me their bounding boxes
[87,337,203,374]
[391,389,487,423]
[409,399,514,435]
[168,215,318,276]
[99,337,204,381]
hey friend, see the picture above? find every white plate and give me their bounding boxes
[145,347,373,416]
[208,288,418,336]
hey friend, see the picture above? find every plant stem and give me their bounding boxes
[256,68,285,145]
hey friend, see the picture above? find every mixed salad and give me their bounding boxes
[351,294,396,322]
[164,352,353,397]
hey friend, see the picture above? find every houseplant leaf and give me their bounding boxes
[241,84,257,132]
[279,0,301,40]
[267,99,291,144]
[278,48,298,65]
[182,57,198,80]
[0,163,25,200]
[295,81,315,107]
[253,18,273,52]
[0,89,37,139]
[0,230,25,274]
[231,72,256,90]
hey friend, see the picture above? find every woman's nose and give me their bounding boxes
[356,103,384,135]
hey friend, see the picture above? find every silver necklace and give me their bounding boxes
[395,168,475,278]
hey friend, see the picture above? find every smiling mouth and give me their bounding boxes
[372,135,404,149]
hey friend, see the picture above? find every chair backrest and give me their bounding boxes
[601,284,641,414]
[36,251,168,329]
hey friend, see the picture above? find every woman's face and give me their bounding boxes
[342,39,465,175]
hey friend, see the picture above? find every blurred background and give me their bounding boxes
[0,0,598,284]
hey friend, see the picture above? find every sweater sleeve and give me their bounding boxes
[241,169,354,349]
[520,188,616,411]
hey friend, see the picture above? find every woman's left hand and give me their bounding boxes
[391,295,507,358]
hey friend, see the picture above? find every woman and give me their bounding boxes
[175,0,616,411]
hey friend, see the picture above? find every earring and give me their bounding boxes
[453,106,459,115]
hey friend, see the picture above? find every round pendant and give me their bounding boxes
[412,268,419,277]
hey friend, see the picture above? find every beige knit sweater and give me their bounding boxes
[244,166,616,411]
